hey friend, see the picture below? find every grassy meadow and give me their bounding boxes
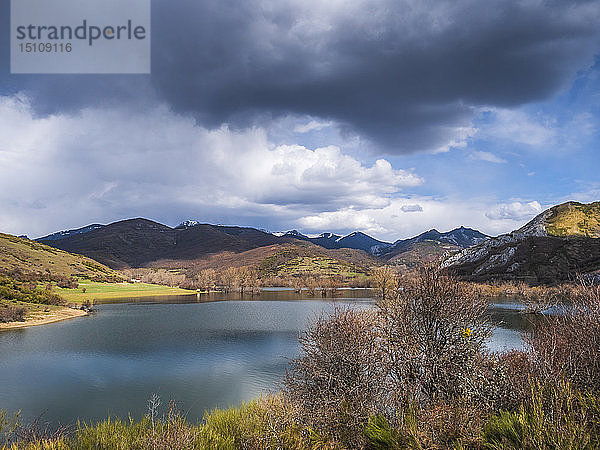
[55,281,195,304]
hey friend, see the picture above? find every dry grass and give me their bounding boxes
[0,233,123,283]
[545,201,600,238]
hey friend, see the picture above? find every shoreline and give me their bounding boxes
[0,307,88,331]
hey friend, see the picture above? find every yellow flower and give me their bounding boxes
[461,327,473,338]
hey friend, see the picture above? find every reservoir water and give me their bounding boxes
[0,290,527,425]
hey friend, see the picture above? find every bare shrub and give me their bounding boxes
[44,292,65,306]
[220,267,238,293]
[371,266,398,300]
[123,268,186,288]
[0,305,26,323]
[196,268,217,292]
[285,307,385,446]
[304,276,320,297]
[56,277,79,289]
[518,284,561,314]
[80,299,95,312]
[291,276,303,294]
[234,266,258,296]
[493,350,533,409]
[378,266,492,407]
[526,279,600,393]
[419,399,488,448]
[6,411,72,447]
[324,275,343,297]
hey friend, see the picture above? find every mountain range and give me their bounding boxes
[21,200,600,282]
[36,219,488,269]
[37,219,291,268]
[276,230,391,254]
[275,227,488,258]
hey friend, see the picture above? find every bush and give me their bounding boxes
[55,277,78,289]
[0,305,26,323]
[370,266,398,300]
[0,408,71,449]
[285,308,385,446]
[0,276,64,306]
[377,266,492,407]
[526,280,600,393]
[491,350,533,410]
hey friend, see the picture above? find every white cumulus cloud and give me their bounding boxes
[485,201,543,221]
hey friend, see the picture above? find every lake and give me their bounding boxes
[0,290,527,426]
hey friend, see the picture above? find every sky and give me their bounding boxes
[0,0,599,242]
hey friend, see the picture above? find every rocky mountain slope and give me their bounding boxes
[443,201,600,283]
[277,226,487,257]
[388,240,462,267]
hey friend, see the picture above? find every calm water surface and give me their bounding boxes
[0,290,526,425]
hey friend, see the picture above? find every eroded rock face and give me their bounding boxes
[445,235,600,283]
[443,201,600,284]
[516,209,553,237]
[442,233,520,269]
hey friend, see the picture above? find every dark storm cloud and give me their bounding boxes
[2,0,599,152]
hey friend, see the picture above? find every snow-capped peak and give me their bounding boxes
[336,231,360,242]
[320,232,336,239]
[177,220,201,228]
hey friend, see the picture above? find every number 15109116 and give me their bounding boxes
[19,42,73,53]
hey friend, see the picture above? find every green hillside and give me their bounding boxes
[0,233,124,283]
[545,201,600,237]
[260,249,369,279]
